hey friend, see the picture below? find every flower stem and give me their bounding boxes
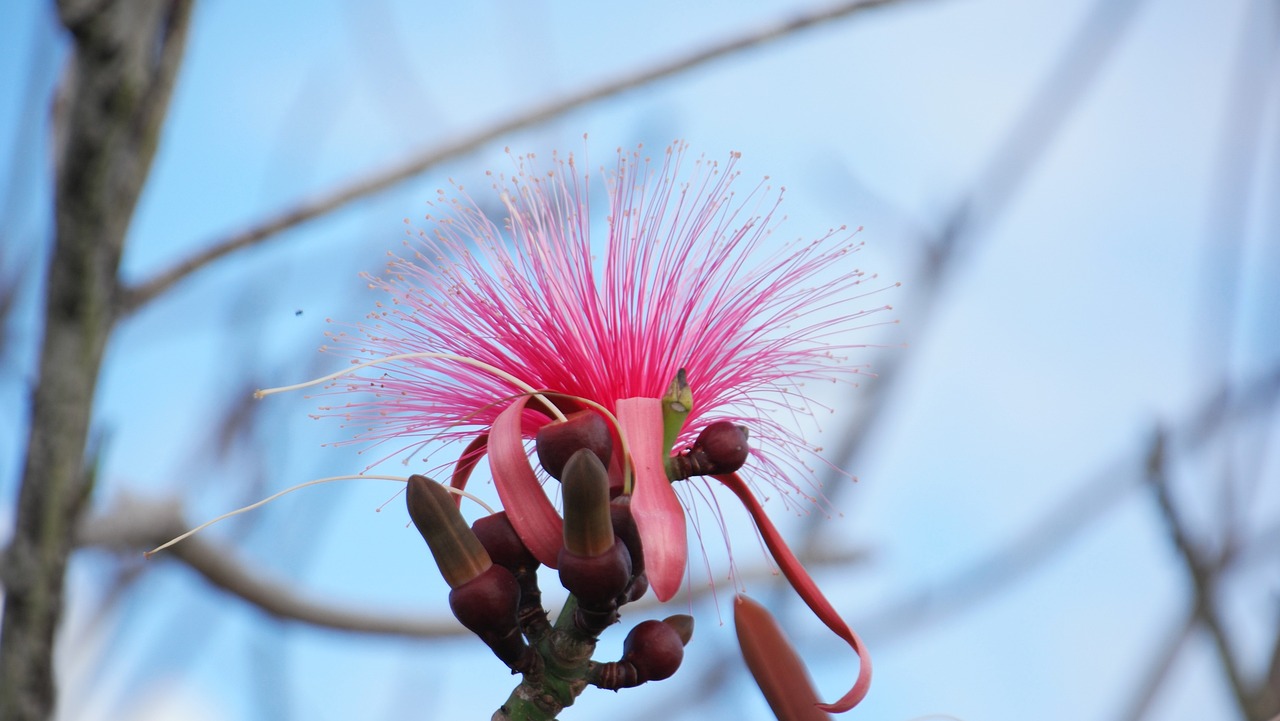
[492,596,601,721]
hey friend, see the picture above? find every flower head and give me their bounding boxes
[319,142,887,711]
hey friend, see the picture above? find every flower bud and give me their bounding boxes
[448,564,530,669]
[734,594,827,721]
[622,571,649,605]
[558,539,632,607]
[474,511,550,642]
[561,448,614,558]
[609,498,648,603]
[661,614,694,646]
[472,511,538,572]
[661,368,694,456]
[536,410,613,480]
[622,619,685,683]
[609,497,644,574]
[406,474,491,589]
[671,421,750,479]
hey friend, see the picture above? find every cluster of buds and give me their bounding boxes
[405,404,749,718]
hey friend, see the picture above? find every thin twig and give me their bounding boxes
[119,0,922,316]
[1115,610,1196,721]
[1144,429,1254,719]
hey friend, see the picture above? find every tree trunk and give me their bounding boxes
[0,2,192,718]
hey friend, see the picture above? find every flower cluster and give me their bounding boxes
[316,142,890,714]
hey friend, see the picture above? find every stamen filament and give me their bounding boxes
[144,475,495,558]
[255,352,567,422]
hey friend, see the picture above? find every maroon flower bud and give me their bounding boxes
[557,539,632,607]
[622,619,685,683]
[536,410,613,480]
[561,449,615,557]
[609,497,644,575]
[671,421,750,479]
[472,511,538,572]
[448,564,530,669]
[406,474,492,589]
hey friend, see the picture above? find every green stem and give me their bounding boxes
[493,596,600,721]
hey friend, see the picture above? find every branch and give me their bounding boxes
[78,496,465,639]
[802,0,1151,560]
[118,0,922,315]
[1115,610,1196,721]
[1144,430,1253,719]
[78,494,867,639]
[863,365,1280,640]
[0,2,193,719]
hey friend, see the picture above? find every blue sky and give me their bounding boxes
[2,1,1278,720]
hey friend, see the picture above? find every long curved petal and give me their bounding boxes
[716,472,872,713]
[449,432,490,508]
[617,397,687,601]
[491,398,563,567]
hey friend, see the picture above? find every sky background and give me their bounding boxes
[2,1,1278,720]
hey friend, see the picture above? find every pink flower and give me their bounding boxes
[323,142,886,712]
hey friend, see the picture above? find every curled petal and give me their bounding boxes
[449,432,490,507]
[716,472,872,713]
[617,397,687,601]
[491,398,563,567]
[734,594,829,721]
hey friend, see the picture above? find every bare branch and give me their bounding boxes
[79,495,467,639]
[800,0,1152,564]
[118,0,923,315]
[1115,611,1196,721]
[1144,430,1253,719]
[78,494,867,638]
[861,365,1280,644]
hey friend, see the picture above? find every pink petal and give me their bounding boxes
[616,397,688,601]
[449,432,490,508]
[490,398,563,567]
[716,472,872,713]
[734,594,831,721]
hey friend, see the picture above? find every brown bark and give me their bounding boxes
[0,2,192,718]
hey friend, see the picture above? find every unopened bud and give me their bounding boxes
[610,498,648,603]
[558,539,632,607]
[561,449,614,557]
[734,594,827,721]
[671,421,750,479]
[472,511,538,572]
[622,619,685,683]
[662,614,694,646]
[406,474,491,588]
[449,564,530,669]
[661,369,694,457]
[610,497,644,575]
[536,411,613,480]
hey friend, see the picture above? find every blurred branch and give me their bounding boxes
[118,0,922,315]
[79,495,867,639]
[0,2,192,719]
[861,454,1135,641]
[1143,429,1254,719]
[814,0,1149,522]
[79,495,466,639]
[1116,611,1196,721]
[864,365,1280,642]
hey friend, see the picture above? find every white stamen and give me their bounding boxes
[254,351,567,422]
[144,474,495,558]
